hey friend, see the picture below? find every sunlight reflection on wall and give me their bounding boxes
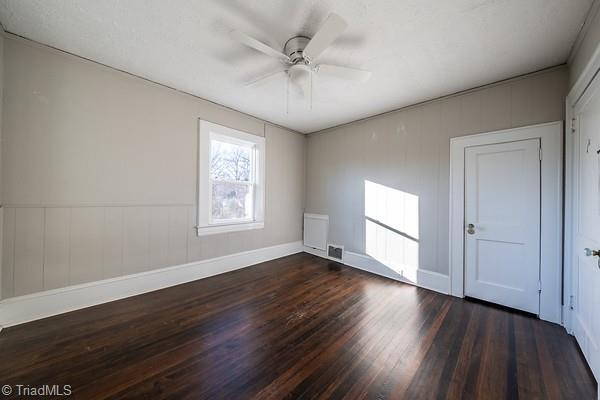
[365,180,419,282]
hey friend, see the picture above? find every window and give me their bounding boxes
[197,120,265,236]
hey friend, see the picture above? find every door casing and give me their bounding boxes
[564,41,600,335]
[564,42,600,388]
[449,121,563,324]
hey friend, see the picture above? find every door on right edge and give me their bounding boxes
[464,138,541,314]
[572,71,600,381]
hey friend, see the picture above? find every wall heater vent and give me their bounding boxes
[327,244,344,261]
[304,213,329,250]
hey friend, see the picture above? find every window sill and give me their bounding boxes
[196,221,264,237]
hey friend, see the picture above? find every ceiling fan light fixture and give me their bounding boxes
[288,64,311,85]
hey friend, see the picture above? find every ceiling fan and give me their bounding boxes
[230,13,371,97]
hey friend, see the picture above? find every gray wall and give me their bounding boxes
[1,35,306,298]
[0,28,579,297]
[305,66,568,275]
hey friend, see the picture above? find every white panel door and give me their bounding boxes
[572,72,600,381]
[464,139,541,314]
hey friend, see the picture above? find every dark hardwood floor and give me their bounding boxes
[0,252,596,399]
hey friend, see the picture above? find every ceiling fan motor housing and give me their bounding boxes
[284,36,311,64]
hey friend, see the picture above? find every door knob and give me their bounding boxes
[584,248,600,257]
[584,248,600,270]
[467,223,475,235]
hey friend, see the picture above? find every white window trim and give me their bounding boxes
[197,120,265,236]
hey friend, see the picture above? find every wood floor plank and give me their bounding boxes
[514,313,546,399]
[0,253,596,399]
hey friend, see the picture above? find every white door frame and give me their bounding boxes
[564,41,600,334]
[449,121,563,324]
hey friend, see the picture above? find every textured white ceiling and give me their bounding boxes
[0,0,593,133]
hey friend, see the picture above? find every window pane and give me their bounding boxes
[212,181,253,221]
[210,139,252,182]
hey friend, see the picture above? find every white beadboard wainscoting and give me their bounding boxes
[2,205,193,298]
[0,240,304,328]
[1,204,302,300]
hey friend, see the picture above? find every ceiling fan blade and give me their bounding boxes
[316,64,372,82]
[245,70,286,86]
[230,30,290,62]
[303,13,348,63]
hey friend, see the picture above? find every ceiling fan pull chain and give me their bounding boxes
[310,70,313,111]
[285,75,289,115]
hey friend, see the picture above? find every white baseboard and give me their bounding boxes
[572,312,600,382]
[304,246,450,295]
[0,241,304,328]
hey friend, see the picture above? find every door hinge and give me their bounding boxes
[538,280,542,293]
[569,295,575,310]
[571,117,577,134]
[539,147,543,161]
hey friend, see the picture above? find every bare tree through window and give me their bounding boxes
[210,140,253,221]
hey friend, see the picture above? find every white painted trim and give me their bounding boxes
[303,213,329,221]
[564,29,600,335]
[197,119,266,236]
[196,221,264,236]
[304,246,450,295]
[567,0,600,66]
[449,122,563,324]
[0,241,303,328]
[572,299,600,378]
[568,28,600,107]
[565,98,576,334]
